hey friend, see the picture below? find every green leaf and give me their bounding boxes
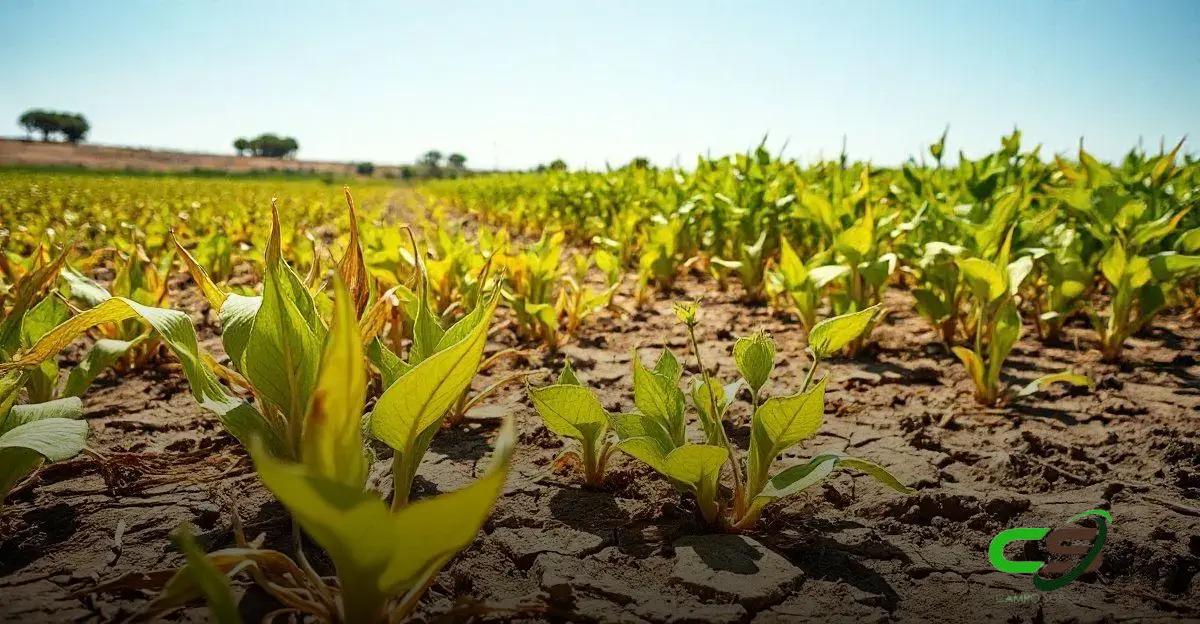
[21,295,70,345]
[614,432,673,474]
[0,247,71,356]
[734,331,776,393]
[217,294,260,366]
[631,351,685,446]
[610,412,674,450]
[835,218,873,263]
[1131,209,1189,248]
[63,338,136,398]
[302,278,368,488]
[952,346,985,394]
[528,384,608,444]
[750,453,911,519]
[0,417,88,462]
[690,376,742,445]
[367,339,408,389]
[1149,252,1200,281]
[5,396,83,432]
[557,360,582,386]
[776,237,808,288]
[860,253,898,289]
[807,306,881,359]
[20,295,70,402]
[660,444,727,498]
[241,243,322,428]
[747,378,827,494]
[371,292,498,450]
[60,265,112,307]
[756,453,840,502]
[1100,239,1127,286]
[171,527,244,624]
[653,348,683,383]
[0,447,44,508]
[836,457,913,494]
[912,288,950,322]
[958,258,1007,302]
[410,282,445,366]
[808,264,850,288]
[987,303,1022,392]
[974,192,1022,256]
[1016,372,1093,398]
[1005,256,1034,295]
[1176,228,1200,254]
[252,417,515,623]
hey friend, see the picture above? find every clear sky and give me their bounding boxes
[2,1,1197,169]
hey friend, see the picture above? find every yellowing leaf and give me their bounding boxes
[172,232,228,310]
[0,297,280,454]
[302,278,368,488]
[1016,371,1093,398]
[952,346,986,395]
[251,418,515,622]
[336,188,371,317]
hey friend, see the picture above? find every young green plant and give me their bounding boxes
[952,236,1091,404]
[115,282,516,623]
[537,303,911,531]
[528,361,616,487]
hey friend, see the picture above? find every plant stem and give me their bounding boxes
[685,322,745,519]
[748,388,759,426]
[799,354,819,393]
[391,453,412,512]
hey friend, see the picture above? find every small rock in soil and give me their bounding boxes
[492,526,605,567]
[670,534,803,609]
[534,552,639,605]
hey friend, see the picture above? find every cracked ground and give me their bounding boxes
[2,271,1199,623]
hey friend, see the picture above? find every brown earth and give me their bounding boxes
[2,267,1199,623]
[0,138,397,177]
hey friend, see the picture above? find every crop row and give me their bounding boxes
[1,134,1198,620]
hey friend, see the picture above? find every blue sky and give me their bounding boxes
[2,1,1197,169]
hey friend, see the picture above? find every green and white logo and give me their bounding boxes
[988,509,1112,591]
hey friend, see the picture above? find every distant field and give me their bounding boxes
[0,137,400,177]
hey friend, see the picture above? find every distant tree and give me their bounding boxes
[235,133,300,158]
[420,150,443,168]
[400,165,415,180]
[280,137,299,159]
[356,162,375,176]
[60,114,89,144]
[548,159,568,171]
[627,156,651,170]
[18,111,40,139]
[28,110,62,141]
[18,109,88,142]
[447,153,467,170]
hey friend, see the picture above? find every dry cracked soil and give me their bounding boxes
[2,267,1199,623]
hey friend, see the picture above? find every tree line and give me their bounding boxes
[233,134,300,158]
[18,110,91,143]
